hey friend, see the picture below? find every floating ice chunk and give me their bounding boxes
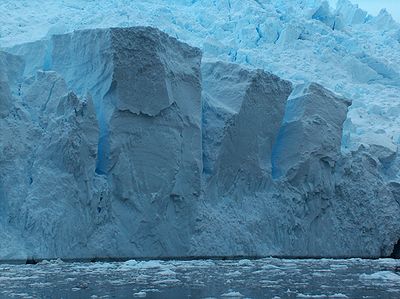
[296,294,327,298]
[156,269,176,276]
[121,259,138,268]
[360,271,400,282]
[221,291,245,298]
[136,260,164,269]
[153,278,181,284]
[329,264,348,270]
[225,271,241,277]
[237,259,253,266]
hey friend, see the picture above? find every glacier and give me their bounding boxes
[0,0,399,260]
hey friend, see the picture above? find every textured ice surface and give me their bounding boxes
[1,0,399,160]
[0,51,24,116]
[193,70,400,258]
[0,65,99,259]
[272,83,351,182]
[202,61,292,194]
[1,0,400,260]
[1,27,203,259]
[1,25,400,259]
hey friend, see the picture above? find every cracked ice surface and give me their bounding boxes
[1,0,400,158]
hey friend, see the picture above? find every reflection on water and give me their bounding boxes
[0,258,399,298]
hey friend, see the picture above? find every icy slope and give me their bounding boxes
[1,0,400,171]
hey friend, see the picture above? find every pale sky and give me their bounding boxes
[329,0,400,21]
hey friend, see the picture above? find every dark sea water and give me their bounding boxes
[1,258,399,298]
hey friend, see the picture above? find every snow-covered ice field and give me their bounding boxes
[0,258,400,298]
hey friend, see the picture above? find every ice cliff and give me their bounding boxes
[0,0,400,260]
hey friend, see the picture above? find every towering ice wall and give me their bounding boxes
[1,26,399,260]
[1,0,399,170]
[2,27,202,259]
[193,64,400,258]
[0,66,98,259]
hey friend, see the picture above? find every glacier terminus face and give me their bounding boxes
[0,0,399,261]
